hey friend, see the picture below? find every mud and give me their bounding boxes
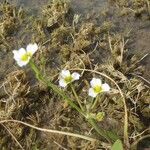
[0,0,149,149]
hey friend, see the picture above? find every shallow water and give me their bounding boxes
[0,1,150,149]
[5,0,107,15]
[3,0,150,80]
[0,0,149,90]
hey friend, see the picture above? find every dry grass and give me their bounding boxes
[0,0,149,149]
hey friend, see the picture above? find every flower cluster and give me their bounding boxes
[13,44,110,97]
[13,43,38,67]
[58,70,110,97]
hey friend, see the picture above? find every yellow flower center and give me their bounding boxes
[21,52,32,62]
[64,75,73,83]
[93,85,102,93]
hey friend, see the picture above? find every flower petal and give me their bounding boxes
[26,43,38,55]
[18,48,26,56]
[16,59,29,67]
[59,79,68,87]
[13,48,29,67]
[90,78,102,88]
[102,83,110,92]
[71,72,80,81]
[60,70,71,78]
[13,50,21,61]
[13,48,26,61]
[88,88,97,98]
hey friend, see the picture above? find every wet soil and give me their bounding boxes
[0,0,150,149]
[0,0,149,80]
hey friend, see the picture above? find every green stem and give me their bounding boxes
[47,81,85,116]
[29,60,119,143]
[91,96,99,110]
[29,60,43,81]
[87,118,119,143]
[70,84,84,111]
[88,118,110,142]
[29,60,84,116]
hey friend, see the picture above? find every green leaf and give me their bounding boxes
[111,139,123,150]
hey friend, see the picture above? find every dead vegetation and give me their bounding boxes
[0,0,149,149]
[109,0,150,18]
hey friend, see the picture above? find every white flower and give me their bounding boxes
[88,78,110,98]
[59,70,80,87]
[13,43,38,67]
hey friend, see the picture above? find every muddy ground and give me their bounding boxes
[0,0,150,149]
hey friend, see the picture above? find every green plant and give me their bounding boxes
[13,43,120,147]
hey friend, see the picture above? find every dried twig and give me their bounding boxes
[0,119,97,142]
